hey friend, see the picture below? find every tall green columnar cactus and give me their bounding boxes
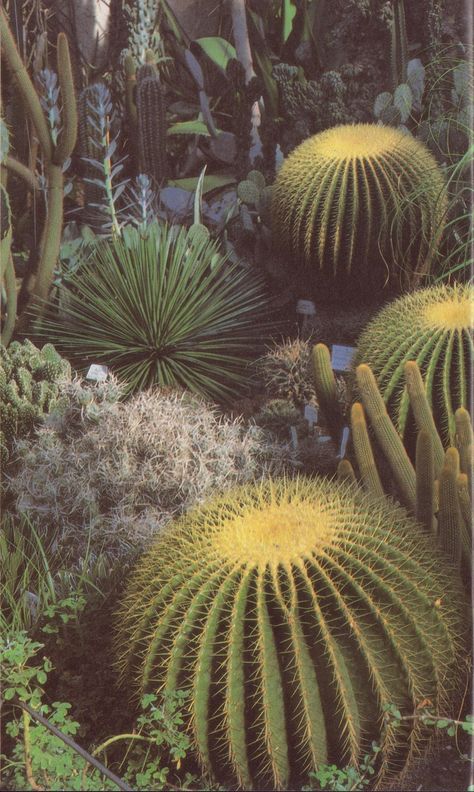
[355,284,474,449]
[356,364,416,511]
[350,402,384,498]
[311,343,343,441]
[0,11,77,311]
[115,477,466,791]
[271,124,445,299]
[0,183,16,347]
[391,0,408,88]
[415,430,435,534]
[136,56,167,187]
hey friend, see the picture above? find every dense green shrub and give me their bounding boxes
[116,476,466,790]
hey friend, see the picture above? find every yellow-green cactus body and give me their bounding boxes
[115,477,465,791]
[355,284,473,449]
[272,124,445,297]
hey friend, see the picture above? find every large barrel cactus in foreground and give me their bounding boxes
[272,124,445,297]
[115,477,465,790]
[355,283,473,448]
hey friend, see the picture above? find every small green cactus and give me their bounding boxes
[0,340,71,460]
[237,170,273,226]
[115,476,466,790]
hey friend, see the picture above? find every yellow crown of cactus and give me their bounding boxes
[272,124,445,296]
[115,477,465,791]
[355,284,473,448]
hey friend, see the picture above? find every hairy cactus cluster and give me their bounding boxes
[0,340,71,462]
[115,476,465,791]
[257,338,317,406]
[7,389,288,559]
[272,124,446,298]
[355,283,473,448]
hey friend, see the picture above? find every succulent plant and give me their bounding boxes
[0,340,71,462]
[354,284,473,449]
[36,222,269,400]
[258,338,316,406]
[116,476,465,791]
[271,124,446,298]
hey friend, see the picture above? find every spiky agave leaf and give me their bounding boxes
[36,223,269,400]
[355,283,473,448]
[271,123,445,298]
[115,476,466,791]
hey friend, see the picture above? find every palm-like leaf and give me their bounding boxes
[38,224,269,400]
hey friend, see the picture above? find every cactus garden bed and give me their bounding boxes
[0,2,472,791]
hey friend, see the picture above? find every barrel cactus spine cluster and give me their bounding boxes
[115,477,466,791]
[271,123,446,297]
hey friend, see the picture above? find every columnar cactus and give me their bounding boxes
[271,124,445,297]
[115,477,465,791]
[136,56,167,187]
[0,340,70,462]
[355,284,473,448]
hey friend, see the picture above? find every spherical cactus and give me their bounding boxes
[271,123,446,299]
[115,477,465,791]
[355,283,473,449]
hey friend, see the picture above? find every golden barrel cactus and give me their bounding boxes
[355,283,473,448]
[271,124,445,297]
[115,477,465,790]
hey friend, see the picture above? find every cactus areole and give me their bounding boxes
[272,123,445,299]
[116,477,464,790]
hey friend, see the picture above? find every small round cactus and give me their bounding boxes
[115,477,465,790]
[355,283,473,448]
[0,339,71,460]
[271,123,446,298]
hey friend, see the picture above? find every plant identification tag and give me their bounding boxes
[339,426,351,459]
[289,426,298,449]
[304,404,318,427]
[331,345,356,372]
[86,364,108,382]
[296,299,316,315]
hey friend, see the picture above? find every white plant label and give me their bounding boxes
[304,404,318,427]
[290,426,298,449]
[339,426,351,459]
[296,299,316,316]
[331,344,356,372]
[86,364,108,382]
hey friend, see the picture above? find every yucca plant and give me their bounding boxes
[115,477,466,791]
[354,283,473,448]
[35,223,269,400]
[271,123,446,297]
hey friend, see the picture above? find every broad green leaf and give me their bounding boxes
[169,174,236,195]
[194,37,236,72]
[282,0,297,44]
[374,92,393,119]
[167,120,213,136]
